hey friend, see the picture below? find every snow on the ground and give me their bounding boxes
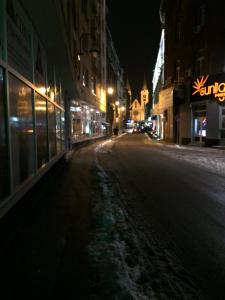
[88,141,203,300]
[146,135,225,177]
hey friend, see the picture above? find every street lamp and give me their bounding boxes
[107,87,114,95]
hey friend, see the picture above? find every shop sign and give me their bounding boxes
[192,73,225,102]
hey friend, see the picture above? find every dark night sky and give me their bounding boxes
[106,1,161,98]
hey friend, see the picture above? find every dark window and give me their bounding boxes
[200,4,206,26]
[82,34,89,54]
[82,0,88,17]
[164,110,168,122]
[176,21,182,41]
[85,69,89,88]
[195,54,204,76]
[194,3,206,31]
[175,60,180,82]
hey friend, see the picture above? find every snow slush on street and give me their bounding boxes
[88,139,203,300]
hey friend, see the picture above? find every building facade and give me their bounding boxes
[152,29,165,138]
[0,0,108,217]
[130,80,149,122]
[154,0,225,145]
[0,0,68,216]
[67,0,108,143]
[106,26,126,133]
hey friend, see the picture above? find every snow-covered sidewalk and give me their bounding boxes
[149,139,225,177]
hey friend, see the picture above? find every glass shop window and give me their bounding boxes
[9,74,35,188]
[56,108,62,153]
[48,101,56,158]
[35,92,48,168]
[0,67,9,201]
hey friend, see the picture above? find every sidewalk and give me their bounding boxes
[0,143,100,299]
[146,133,225,150]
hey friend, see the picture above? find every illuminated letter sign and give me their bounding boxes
[192,73,225,102]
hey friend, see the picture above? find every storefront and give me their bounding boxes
[191,103,207,143]
[220,106,225,141]
[70,100,107,143]
[191,72,225,146]
[0,0,66,217]
[158,87,174,142]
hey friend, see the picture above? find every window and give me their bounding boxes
[222,109,225,128]
[91,76,96,94]
[48,102,56,158]
[0,67,9,200]
[194,3,206,32]
[193,104,206,138]
[196,52,204,76]
[56,109,62,153]
[82,0,88,17]
[185,68,192,78]
[221,108,225,138]
[9,74,35,188]
[82,69,85,86]
[85,69,89,88]
[176,21,182,41]
[200,4,206,26]
[35,92,48,168]
[81,34,89,54]
[175,60,181,83]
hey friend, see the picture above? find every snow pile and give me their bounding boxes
[156,143,225,177]
[88,164,149,300]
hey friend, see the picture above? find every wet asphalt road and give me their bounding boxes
[98,133,225,300]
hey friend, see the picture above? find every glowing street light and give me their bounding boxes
[107,87,114,95]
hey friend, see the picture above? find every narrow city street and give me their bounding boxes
[1,133,225,300]
[2,1,225,300]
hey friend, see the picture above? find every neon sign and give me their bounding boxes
[192,74,225,102]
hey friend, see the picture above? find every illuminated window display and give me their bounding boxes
[56,108,62,153]
[48,102,56,158]
[193,105,206,141]
[70,102,104,142]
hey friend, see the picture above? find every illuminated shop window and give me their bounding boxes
[9,74,35,188]
[48,102,56,158]
[35,92,48,169]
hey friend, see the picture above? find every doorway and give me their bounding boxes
[192,104,206,143]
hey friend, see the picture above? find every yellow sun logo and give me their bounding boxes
[192,75,209,95]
